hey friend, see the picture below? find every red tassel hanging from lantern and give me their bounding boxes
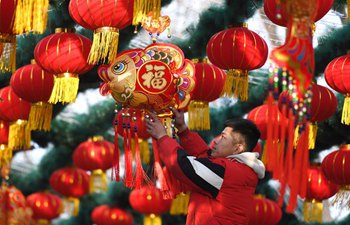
[34,28,94,104]
[207,24,268,100]
[0,121,10,180]
[10,59,54,131]
[68,0,133,64]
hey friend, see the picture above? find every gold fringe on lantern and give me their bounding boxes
[8,120,31,150]
[170,192,190,215]
[89,169,108,193]
[88,27,119,65]
[131,139,151,164]
[36,219,51,225]
[331,185,350,209]
[28,102,53,131]
[341,95,350,125]
[144,214,162,225]
[303,199,323,222]
[188,101,210,130]
[49,73,79,104]
[13,0,48,34]
[133,0,161,26]
[0,144,12,180]
[294,124,318,149]
[63,197,80,216]
[0,34,16,73]
[226,69,249,101]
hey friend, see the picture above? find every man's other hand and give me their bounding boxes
[170,107,187,133]
[145,112,168,140]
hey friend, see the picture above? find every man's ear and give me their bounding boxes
[237,144,244,154]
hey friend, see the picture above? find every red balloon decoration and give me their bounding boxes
[248,195,282,225]
[207,25,268,100]
[10,60,54,131]
[324,54,350,125]
[92,205,133,225]
[0,185,33,224]
[129,186,172,225]
[27,192,62,221]
[68,0,133,64]
[34,28,94,104]
[187,60,226,130]
[0,86,31,150]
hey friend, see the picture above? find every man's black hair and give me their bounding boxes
[224,118,260,152]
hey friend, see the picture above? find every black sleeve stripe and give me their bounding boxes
[176,149,225,198]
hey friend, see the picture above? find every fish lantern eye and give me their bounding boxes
[112,62,127,74]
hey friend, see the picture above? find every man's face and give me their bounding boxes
[211,127,244,158]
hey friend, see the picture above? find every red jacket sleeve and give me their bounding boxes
[177,128,210,157]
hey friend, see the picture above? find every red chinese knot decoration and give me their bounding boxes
[69,0,133,64]
[207,25,268,100]
[10,60,54,131]
[34,28,94,104]
[92,205,133,225]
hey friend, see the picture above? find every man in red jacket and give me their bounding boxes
[145,108,265,225]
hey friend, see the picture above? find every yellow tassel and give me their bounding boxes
[28,102,53,131]
[331,186,350,209]
[133,0,161,26]
[232,69,249,101]
[348,0,350,20]
[89,169,108,194]
[261,142,267,165]
[188,101,210,130]
[341,95,350,125]
[0,34,16,73]
[303,199,323,222]
[170,192,190,215]
[293,125,300,148]
[144,214,162,225]
[63,197,80,216]
[13,0,48,34]
[49,73,79,104]
[224,70,235,97]
[8,120,31,150]
[139,139,150,164]
[0,145,12,180]
[308,123,317,149]
[36,219,51,225]
[88,27,119,65]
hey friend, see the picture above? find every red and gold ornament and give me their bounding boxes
[27,192,62,224]
[92,205,133,225]
[248,195,282,225]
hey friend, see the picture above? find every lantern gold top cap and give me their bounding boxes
[30,59,36,64]
[227,22,248,28]
[55,28,75,33]
[340,144,350,150]
[191,58,208,63]
[89,136,104,142]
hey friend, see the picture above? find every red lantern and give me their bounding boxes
[0,86,31,150]
[321,144,350,209]
[0,0,17,72]
[304,164,339,222]
[68,0,133,64]
[10,60,54,131]
[49,167,89,216]
[0,121,10,180]
[207,25,268,100]
[187,59,226,130]
[129,186,172,225]
[73,136,114,193]
[264,0,333,27]
[27,192,62,223]
[248,195,282,225]
[34,28,94,104]
[91,205,133,225]
[0,185,33,225]
[324,54,350,125]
